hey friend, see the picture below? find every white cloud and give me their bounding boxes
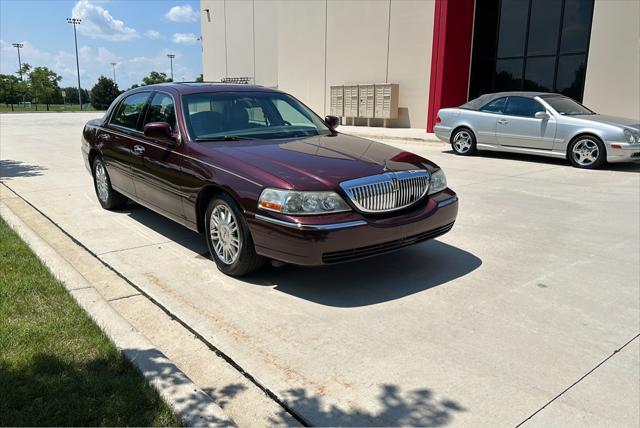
[144,30,162,40]
[171,33,198,45]
[165,4,197,23]
[71,0,138,41]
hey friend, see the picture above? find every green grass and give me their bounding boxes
[0,104,96,113]
[0,217,180,426]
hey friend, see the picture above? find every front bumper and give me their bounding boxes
[247,189,458,266]
[606,141,640,163]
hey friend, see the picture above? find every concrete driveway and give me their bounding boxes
[1,113,639,426]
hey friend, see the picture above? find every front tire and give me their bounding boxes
[205,194,265,276]
[568,136,606,169]
[92,157,127,210]
[451,128,477,155]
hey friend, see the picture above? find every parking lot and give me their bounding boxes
[1,112,639,426]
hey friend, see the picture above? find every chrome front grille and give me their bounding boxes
[339,170,430,213]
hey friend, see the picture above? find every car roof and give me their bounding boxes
[131,82,282,96]
[461,91,563,110]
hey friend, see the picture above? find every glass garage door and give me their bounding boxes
[469,0,595,101]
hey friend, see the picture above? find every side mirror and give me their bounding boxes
[325,115,340,129]
[144,122,175,143]
[534,111,550,120]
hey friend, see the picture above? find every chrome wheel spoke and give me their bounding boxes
[209,203,241,265]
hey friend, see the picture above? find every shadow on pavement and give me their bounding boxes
[275,384,465,426]
[0,159,46,180]
[246,239,481,307]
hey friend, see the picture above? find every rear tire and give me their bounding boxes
[204,193,265,276]
[451,128,477,155]
[568,136,606,169]
[92,157,128,210]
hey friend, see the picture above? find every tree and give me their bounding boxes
[61,86,90,106]
[141,71,172,86]
[195,74,204,82]
[28,66,62,110]
[90,76,121,110]
[0,74,21,109]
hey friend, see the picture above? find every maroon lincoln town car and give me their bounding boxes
[82,83,458,276]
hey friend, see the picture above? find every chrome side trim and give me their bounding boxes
[254,214,367,230]
[437,196,458,208]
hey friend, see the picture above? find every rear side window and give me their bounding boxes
[111,92,151,130]
[144,92,176,130]
[480,97,507,113]
[504,97,544,117]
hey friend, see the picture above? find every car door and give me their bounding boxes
[472,97,508,144]
[102,91,153,197]
[131,91,185,220]
[496,96,556,149]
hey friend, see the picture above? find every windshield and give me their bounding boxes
[542,96,595,115]
[182,91,331,141]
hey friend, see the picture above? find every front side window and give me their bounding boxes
[480,97,507,114]
[111,92,151,130]
[541,95,594,115]
[182,92,331,141]
[504,97,544,117]
[144,92,176,130]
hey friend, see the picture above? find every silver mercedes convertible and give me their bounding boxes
[434,92,640,169]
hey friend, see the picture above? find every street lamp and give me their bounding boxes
[12,43,24,80]
[66,17,83,109]
[111,62,117,84]
[167,54,175,81]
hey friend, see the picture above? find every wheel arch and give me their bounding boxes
[195,184,244,233]
[450,125,476,143]
[565,132,607,159]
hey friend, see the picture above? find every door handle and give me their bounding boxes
[497,119,509,125]
[133,145,145,155]
[98,133,111,141]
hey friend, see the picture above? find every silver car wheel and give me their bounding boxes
[95,162,109,203]
[209,204,241,265]
[453,131,472,153]
[572,139,600,166]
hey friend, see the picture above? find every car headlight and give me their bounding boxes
[428,169,447,195]
[258,188,351,215]
[623,129,635,143]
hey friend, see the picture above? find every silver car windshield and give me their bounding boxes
[542,96,594,116]
[183,92,332,141]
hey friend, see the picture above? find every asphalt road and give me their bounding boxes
[1,113,639,426]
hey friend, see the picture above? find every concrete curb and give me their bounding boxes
[0,201,234,427]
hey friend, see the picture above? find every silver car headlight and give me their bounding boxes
[428,169,447,195]
[258,188,351,215]
[623,129,635,143]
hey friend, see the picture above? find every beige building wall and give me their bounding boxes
[201,0,435,128]
[583,0,640,120]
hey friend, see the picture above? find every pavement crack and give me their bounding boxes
[107,293,141,302]
[515,333,640,427]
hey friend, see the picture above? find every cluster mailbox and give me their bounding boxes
[329,83,399,126]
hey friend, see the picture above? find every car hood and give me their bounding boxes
[572,114,640,130]
[202,133,438,190]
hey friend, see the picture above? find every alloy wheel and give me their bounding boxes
[453,131,472,153]
[95,162,109,203]
[572,139,600,166]
[209,204,241,264]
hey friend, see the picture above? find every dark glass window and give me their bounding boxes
[111,92,151,130]
[481,97,508,113]
[469,0,594,102]
[524,57,556,91]
[505,97,544,117]
[495,59,523,92]
[497,0,529,57]
[527,0,562,56]
[144,92,176,130]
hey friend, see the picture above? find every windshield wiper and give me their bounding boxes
[195,136,256,141]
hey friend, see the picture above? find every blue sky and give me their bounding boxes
[0,0,203,89]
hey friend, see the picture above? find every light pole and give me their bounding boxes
[111,62,117,84]
[66,17,83,109]
[12,43,24,79]
[167,54,175,81]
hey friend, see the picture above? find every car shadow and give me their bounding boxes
[443,149,640,172]
[121,202,481,308]
[0,159,47,180]
[244,239,481,307]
